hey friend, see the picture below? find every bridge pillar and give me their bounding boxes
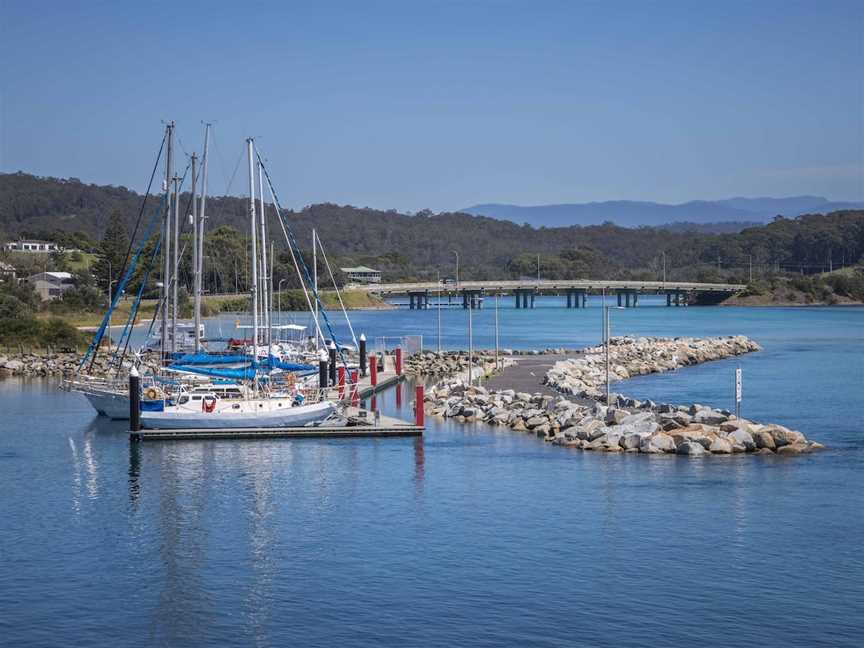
[675,291,681,306]
[582,290,587,307]
[515,291,521,309]
[666,292,672,307]
[566,291,572,308]
[617,291,622,307]
[409,293,415,310]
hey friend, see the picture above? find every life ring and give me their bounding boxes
[144,387,159,400]
[202,395,217,413]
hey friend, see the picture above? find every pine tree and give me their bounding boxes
[91,210,129,292]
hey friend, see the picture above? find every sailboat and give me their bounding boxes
[139,136,345,430]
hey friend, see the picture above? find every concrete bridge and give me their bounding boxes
[350,279,745,309]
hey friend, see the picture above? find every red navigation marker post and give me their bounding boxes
[414,385,424,427]
[369,355,378,387]
[350,370,359,406]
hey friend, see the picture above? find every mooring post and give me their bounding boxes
[414,385,425,427]
[395,347,403,376]
[328,340,337,385]
[369,354,378,386]
[359,333,367,376]
[395,382,402,408]
[318,348,328,390]
[338,366,346,400]
[129,366,141,434]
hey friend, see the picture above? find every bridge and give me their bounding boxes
[349,279,745,309]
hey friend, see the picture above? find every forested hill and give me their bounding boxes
[1,172,863,284]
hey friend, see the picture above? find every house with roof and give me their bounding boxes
[4,239,62,253]
[27,271,75,301]
[339,265,382,284]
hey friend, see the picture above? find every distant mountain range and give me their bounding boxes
[461,196,864,228]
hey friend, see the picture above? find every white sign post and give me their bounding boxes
[735,367,742,419]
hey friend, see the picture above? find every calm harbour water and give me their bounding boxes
[1,300,862,647]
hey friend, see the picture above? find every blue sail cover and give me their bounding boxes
[169,352,250,365]
[169,365,258,380]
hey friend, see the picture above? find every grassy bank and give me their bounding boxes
[32,289,390,329]
[722,269,864,306]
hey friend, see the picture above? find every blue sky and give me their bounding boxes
[1,0,861,212]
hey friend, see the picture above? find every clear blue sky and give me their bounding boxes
[1,0,861,212]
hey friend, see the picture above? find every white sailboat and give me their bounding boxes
[139,137,341,430]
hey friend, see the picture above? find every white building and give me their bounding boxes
[27,271,74,301]
[340,266,382,284]
[4,240,61,253]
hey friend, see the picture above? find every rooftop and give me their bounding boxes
[340,266,380,274]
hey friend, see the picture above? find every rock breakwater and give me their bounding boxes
[545,335,760,399]
[0,351,99,377]
[422,336,822,456]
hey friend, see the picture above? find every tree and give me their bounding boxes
[91,209,129,292]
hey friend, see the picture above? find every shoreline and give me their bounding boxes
[414,337,823,457]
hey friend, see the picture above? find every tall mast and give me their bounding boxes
[247,138,260,375]
[161,121,174,361]
[269,241,274,346]
[257,160,270,349]
[197,123,210,332]
[313,228,319,350]
[171,171,180,353]
[191,152,200,352]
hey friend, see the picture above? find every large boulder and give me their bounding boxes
[640,432,676,454]
[677,441,708,456]
[762,425,806,447]
[709,437,733,454]
[692,409,727,426]
[605,408,628,425]
[727,428,756,452]
[776,443,810,455]
[525,415,549,429]
[752,430,776,450]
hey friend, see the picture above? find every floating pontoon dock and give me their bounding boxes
[130,407,423,441]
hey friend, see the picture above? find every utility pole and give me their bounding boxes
[160,121,174,361]
[467,298,473,386]
[453,250,459,287]
[494,292,500,370]
[191,153,200,352]
[437,270,442,353]
[662,251,666,286]
[247,138,259,385]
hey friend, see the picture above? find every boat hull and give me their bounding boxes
[82,389,130,420]
[140,400,337,430]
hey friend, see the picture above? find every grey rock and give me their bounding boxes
[677,441,708,456]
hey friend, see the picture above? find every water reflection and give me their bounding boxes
[128,441,141,506]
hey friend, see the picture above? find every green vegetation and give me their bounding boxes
[1,172,863,304]
[0,316,86,351]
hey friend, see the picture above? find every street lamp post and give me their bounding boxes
[604,305,625,406]
[494,292,500,370]
[452,250,459,287]
[277,279,286,328]
[436,270,442,353]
